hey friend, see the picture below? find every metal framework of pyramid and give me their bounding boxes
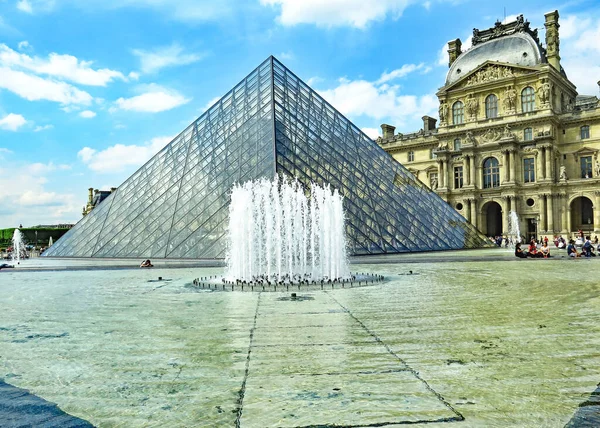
[44,57,488,259]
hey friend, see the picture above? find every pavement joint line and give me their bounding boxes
[326,292,465,423]
[282,414,465,428]
[234,292,262,428]
[252,340,377,348]
[247,368,413,377]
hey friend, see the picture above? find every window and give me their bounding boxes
[454,166,464,189]
[581,125,590,140]
[581,156,593,178]
[521,87,535,112]
[524,127,533,141]
[453,138,461,151]
[483,157,500,188]
[523,158,535,183]
[430,149,437,159]
[485,94,498,118]
[407,151,414,162]
[452,101,464,124]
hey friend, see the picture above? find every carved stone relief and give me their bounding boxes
[465,65,522,87]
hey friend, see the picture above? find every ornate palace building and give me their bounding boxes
[378,11,600,241]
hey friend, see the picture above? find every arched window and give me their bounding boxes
[407,151,414,162]
[452,101,464,124]
[485,94,498,118]
[524,127,533,141]
[483,157,500,189]
[521,87,535,112]
[453,138,461,151]
[581,125,590,139]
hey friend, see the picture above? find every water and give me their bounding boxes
[11,229,25,264]
[226,177,349,282]
[0,253,598,427]
[507,211,521,246]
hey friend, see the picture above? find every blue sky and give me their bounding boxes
[0,0,599,228]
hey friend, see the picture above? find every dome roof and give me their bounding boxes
[446,32,546,86]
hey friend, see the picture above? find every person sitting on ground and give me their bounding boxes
[140,259,153,268]
[566,240,579,258]
[514,242,527,258]
[527,240,539,258]
[582,236,593,258]
[540,241,551,258]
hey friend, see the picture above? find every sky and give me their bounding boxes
[0,0,599,228]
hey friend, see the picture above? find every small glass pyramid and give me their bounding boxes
[44,57,488,259]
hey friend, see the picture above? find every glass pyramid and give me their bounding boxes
[44,57,488,259]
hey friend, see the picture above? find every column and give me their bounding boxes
[539,195,547,233]
[445,159,452,189]
[510,150,517,183]
[501,197,509,235]
[547,194,554,234]
[470,156,477,188]
[545,147,553,180]
[511,195,519,214]
[536,153,543,182]
[566,196,572,234]
[438,161,445,188]
[595,192,600,233]
[503,151,510,182]
[470,198,478,229]
[466,199,472,222]
[465,156,471,186]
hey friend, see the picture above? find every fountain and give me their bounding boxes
[225,177,349,283]
[507,211,521,247]
[11,229,25,264]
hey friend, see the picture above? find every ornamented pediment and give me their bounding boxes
[442,62,537,92]
[481,127,503,143]
[465,64,524,87]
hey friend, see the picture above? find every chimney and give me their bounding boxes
[544,10,561,71]
[381,124,396,139]
[110,187,117,193]
[88,188,93,204]
[422,116,437,132]
[447,38,462,67]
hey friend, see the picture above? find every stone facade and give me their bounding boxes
[377,11,600,241]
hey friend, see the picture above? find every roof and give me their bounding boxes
[446,15,548,86]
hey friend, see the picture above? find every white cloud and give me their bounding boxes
[16,0,33,13]
[376,63,426,84]
[79,110,97,118]
[260,0,413,28]
[133,43,205,74]
[78,135,173,173]
[128,71,140,80]
[0,43,127,86]
[558,15,600,95]
[34,124,53,132]
[279,51,294,60]
[202,96,221,112]
[0,113,27,131]
[317,64,438,129]
[361,127,381,139]
[0,161,79,227]
[17,40,30,50]
[0,148,13,154]
[306,76,323,87]
[114,86,190,113]
[0,67,93,105]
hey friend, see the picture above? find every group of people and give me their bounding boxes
[515,240,552,258]
[514,232,598,259]
[140,259,153,268]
